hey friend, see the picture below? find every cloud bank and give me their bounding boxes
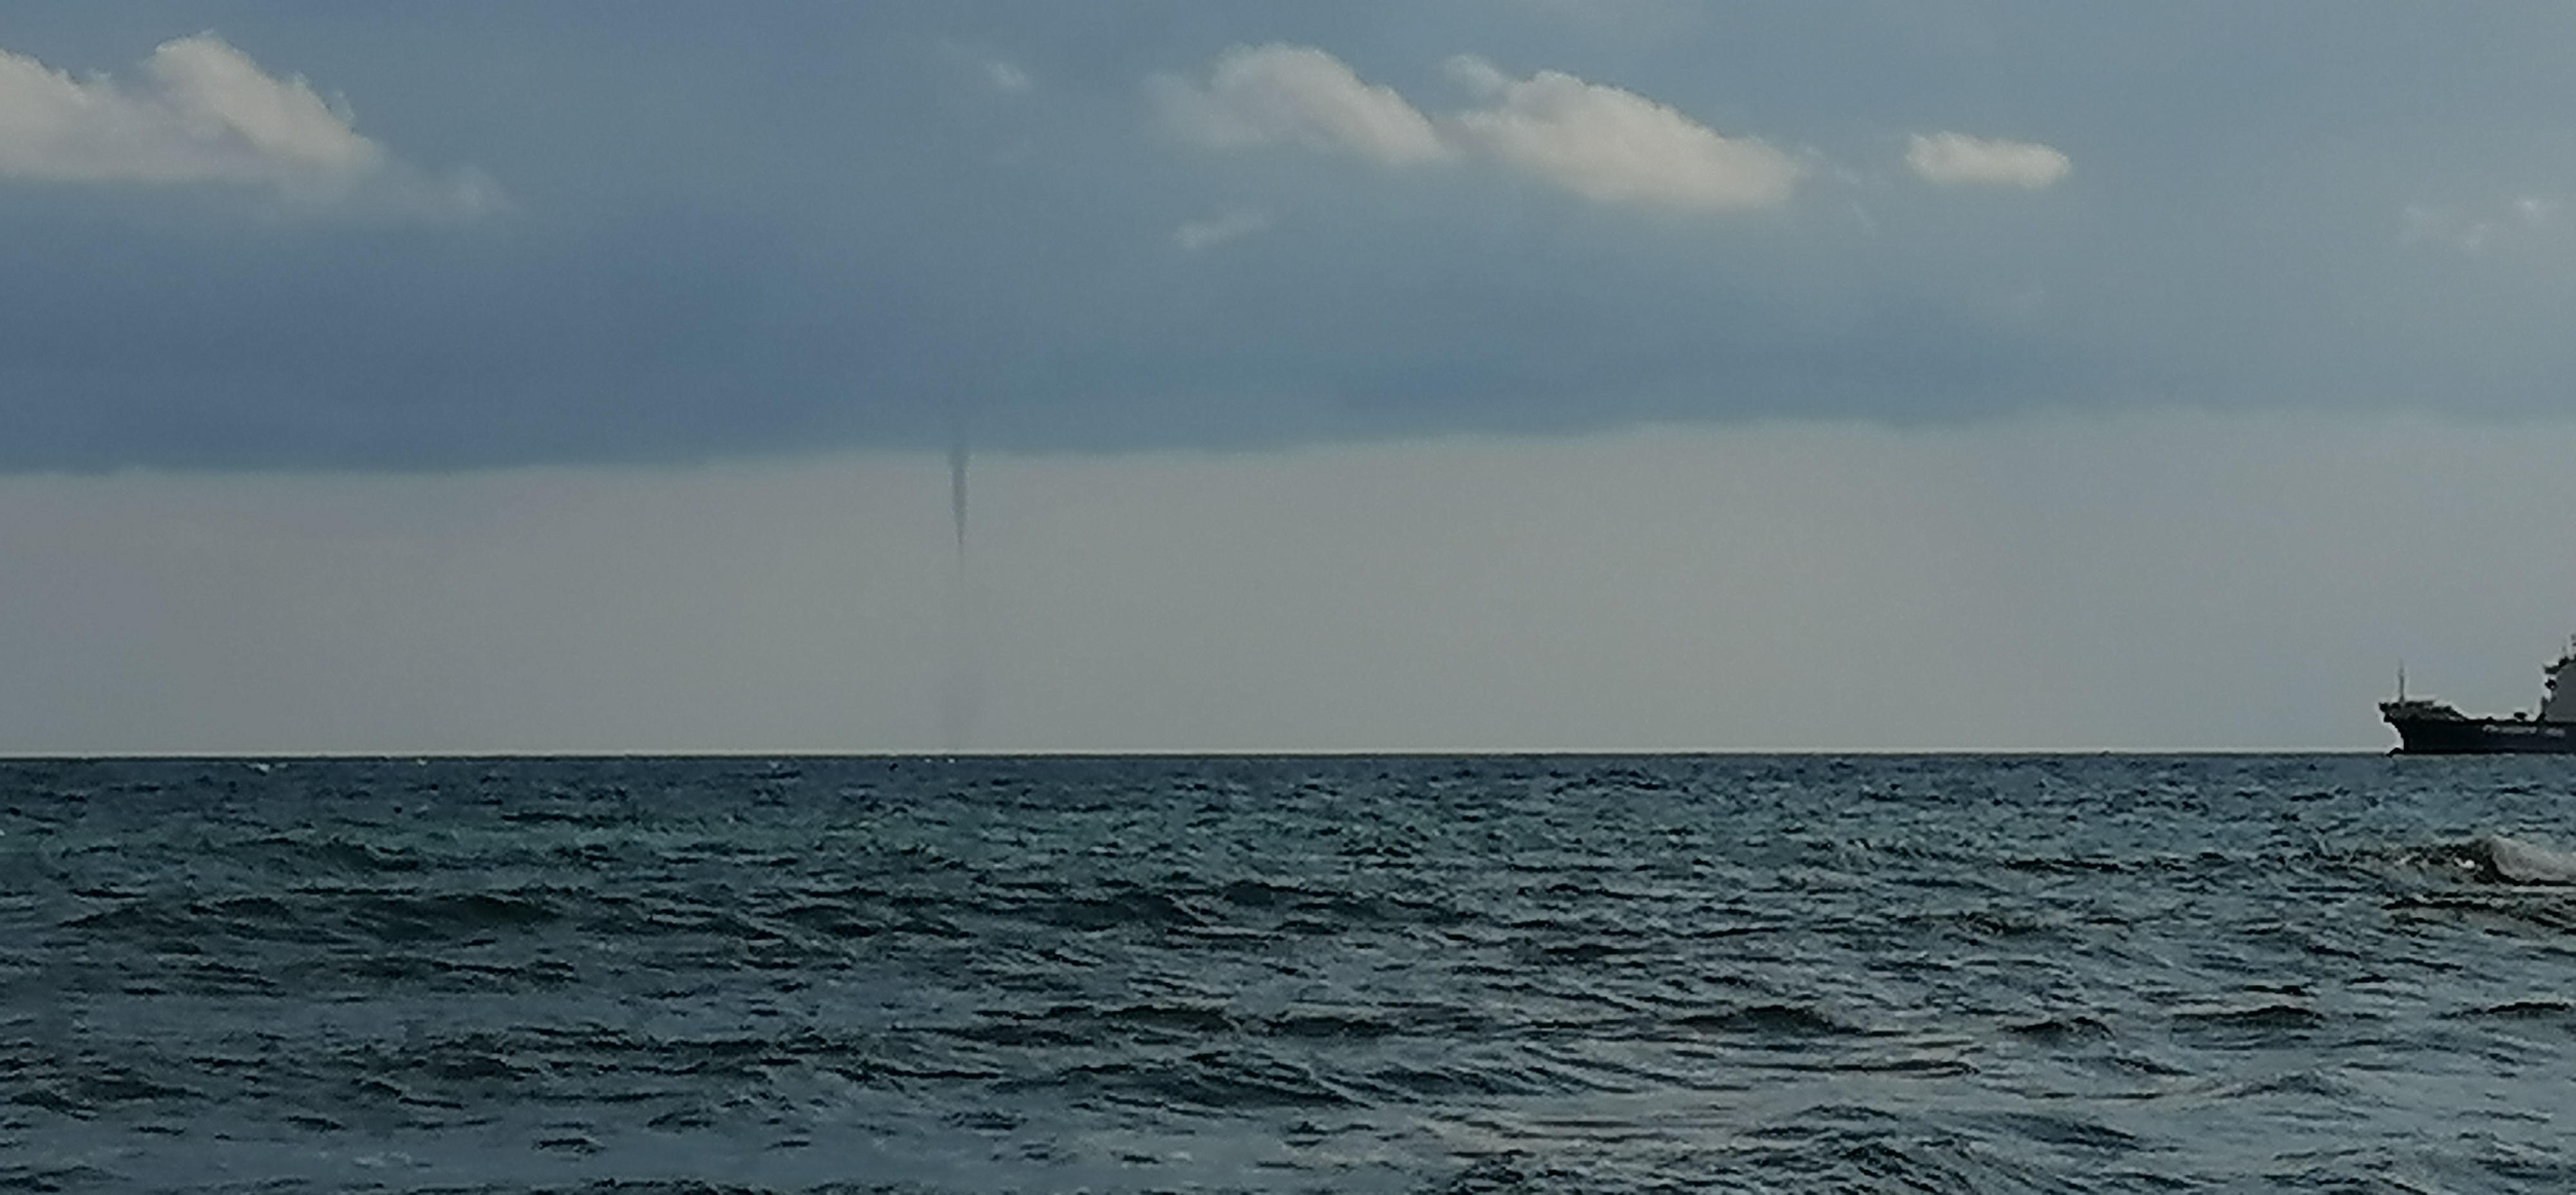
[1158,42,1800,213]
[0,33,500,218]
[0,7,2563,474]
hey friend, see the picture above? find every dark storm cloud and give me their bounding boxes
[3,2,2575,469]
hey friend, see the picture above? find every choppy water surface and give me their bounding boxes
[8,755,2576,1192]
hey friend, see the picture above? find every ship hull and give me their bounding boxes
[2388,717,2576,754]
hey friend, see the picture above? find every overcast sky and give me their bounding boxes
[5,3,2575,752]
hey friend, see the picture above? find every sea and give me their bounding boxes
[8,753,2576,1194]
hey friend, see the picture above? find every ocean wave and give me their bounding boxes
[2458,998,2576,1024]
[2003,1013,2116,1043]
[21,754,2576,1192]
[2461,834,2576,885]
[997,1053,1356,1111]
[1670,1002,1864,1039]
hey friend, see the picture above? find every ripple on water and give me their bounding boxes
[19,755,2576,1192]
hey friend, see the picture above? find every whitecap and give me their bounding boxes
[2467,834,2576,885]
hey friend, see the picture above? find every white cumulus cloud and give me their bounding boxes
[1444,55,1801,214]
[1173,209,1272,251]
[987,59,1032,94]
[1158,44,1801,216]
[0,33,500,218]
[1153,43,1451,167]
[2403,195,2561,254]
[1904,131,2070,189]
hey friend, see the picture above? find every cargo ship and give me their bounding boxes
[2381,638,2576,753]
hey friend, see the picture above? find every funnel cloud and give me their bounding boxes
[940,408,980,750]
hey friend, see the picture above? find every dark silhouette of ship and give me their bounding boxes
[2381,638,2576,753]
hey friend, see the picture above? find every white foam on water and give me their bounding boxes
[2469,833,2576,885]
